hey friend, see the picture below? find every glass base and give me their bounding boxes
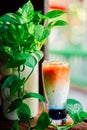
[51,117,67,126]
[49,114,74,126]
[49,108,67,120]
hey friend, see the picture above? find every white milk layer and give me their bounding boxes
[45,81,70,109]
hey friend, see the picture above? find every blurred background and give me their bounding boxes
[45,0,87,111]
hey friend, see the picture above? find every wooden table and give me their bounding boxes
[0,102,87,130]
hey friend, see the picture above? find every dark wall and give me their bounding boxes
[0,0,44,16]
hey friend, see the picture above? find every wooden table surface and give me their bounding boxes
[0,102,87,130]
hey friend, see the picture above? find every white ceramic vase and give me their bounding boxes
[21,64,39,117]
[1,64,39,120]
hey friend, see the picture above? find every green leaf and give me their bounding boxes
[1,75,25,100]
[38,11,46,19]
[23,92,45,102]
[7,53,37,69]
[45,10,66,18]
[17,24,29,41]
[32,10,46,24]
[11,120,19,130]
[34,25,50,42]
[22,53,37,69]
[10,78,25,100]
[1,75,19,88]
[48,20,68,28]
[66,99,83,123]
[7,55,26,68]
[79,111,87,121]
[66,99,83,114]
[7,24,22,43]
[3,46,13,56]
[22,0,34,18]
[0,13,20,24]
[28,22,35,35]
[17,102,31,122]
[34,25,44,41]
[35,112,51,130]
[0,22,8,32]
[42,28,50,40]
[7,98,22,113]
[16,1,34,23]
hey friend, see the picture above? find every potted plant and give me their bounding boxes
[0,0,68,129]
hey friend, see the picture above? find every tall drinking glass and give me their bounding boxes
[42,61,70,125]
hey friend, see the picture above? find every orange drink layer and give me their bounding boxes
[42,62,70,87]
[42,61,70,110]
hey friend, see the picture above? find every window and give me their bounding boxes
[46,0,87,88]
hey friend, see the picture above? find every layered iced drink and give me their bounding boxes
[42,61,70,120]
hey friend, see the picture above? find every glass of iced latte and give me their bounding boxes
[42,61,70,124]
